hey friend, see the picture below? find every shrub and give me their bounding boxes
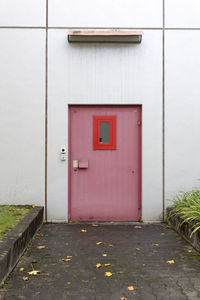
[168,189,200,237]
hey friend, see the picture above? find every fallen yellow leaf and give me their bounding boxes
[104,264,111,267]
[96,263,102,268]
[22,276,29,281]
[37,246,45,249]
[134,226,142,229]
[92,224,98,227]
[120,297,127,300]
[152,244,159,247]
[161,233,165,236]
[81,229,87,232]
[105,272,112,277]
[188,250,192,253]
[109,244,114,247]
[102,254,107,257]
[67,256,72,258]
[166,260,175,264]
[128,286,135,291]
[136,248,140,251]
[28,270,40,275]
[20,267,24,272]
[67,282,71,285]
[96,241,103,245]
[62,258,71,262]
[36,233,43,237]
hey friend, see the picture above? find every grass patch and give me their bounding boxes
[168,189,200,237]
[0,205,31,240]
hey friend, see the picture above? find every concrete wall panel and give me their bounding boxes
[0,29,45,206]
[0,0,46,26]
[165,0,200,28]
[49,0,162,28]
[165,30,200,203]
[48,29,163,221]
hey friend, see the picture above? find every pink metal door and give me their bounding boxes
[69,106,141,221]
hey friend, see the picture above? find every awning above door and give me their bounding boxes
[68,30,143,43]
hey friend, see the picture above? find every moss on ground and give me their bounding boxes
[0,205,31,240]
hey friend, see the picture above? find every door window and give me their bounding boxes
[93,116,116,150]
[99,121,110,144]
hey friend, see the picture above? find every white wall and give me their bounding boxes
[1,0,200,221]
[165,0,200,28]
[0,29,45,206]
[165,30,200,203]
[0,0,46,27]
[48,30,163,221]
[49,0,162,28]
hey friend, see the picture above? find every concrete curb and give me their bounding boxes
[0,206,44,286]
[166,207,200,252]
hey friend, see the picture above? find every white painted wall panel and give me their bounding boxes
[165,0,200,28]
[165,31,200,204]
[49,0,162,28]
[48,29,163,221]
[0,30,45,206]
[0,0,46,26]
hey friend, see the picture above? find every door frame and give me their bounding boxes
[68,104,142,222]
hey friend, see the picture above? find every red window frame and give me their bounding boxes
[93,116,116,150]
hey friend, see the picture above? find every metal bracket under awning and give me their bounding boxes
[68,30,143,43]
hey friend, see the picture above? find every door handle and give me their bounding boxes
[79,160,88,169]
[73,160,78,171]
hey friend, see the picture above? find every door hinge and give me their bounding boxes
[138,120,141,126]
[138,203,141,209]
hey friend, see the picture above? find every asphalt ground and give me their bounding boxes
[1,223,200,300]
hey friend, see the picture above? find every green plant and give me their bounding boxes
[0,205,30,240]
[168,189,200,237]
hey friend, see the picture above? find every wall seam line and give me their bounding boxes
[162,0,165,221]
[48,26,163,30]
[45,0,48,221]
[0,26,45,29]
[1,27,200,31]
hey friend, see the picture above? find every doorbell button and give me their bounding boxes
[60,146,66,154]
[60,146,67,161]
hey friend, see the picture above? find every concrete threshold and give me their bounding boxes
[45,221,163,225]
